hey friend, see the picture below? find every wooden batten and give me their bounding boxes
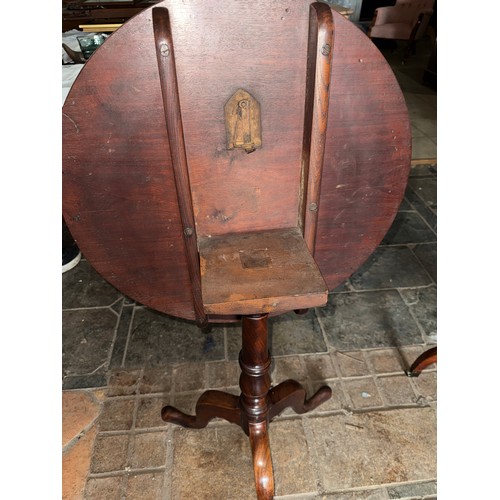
[198,228,328,316]
[299,3,334,255]
[152,7,207,328]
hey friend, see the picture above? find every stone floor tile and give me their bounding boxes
[268,309,327,356]
[404,94,436,118]
[332,280,352,293]
[173,362,207,392]
[139,367,173,394]
[303,354,338,381]
[172,391,207,417]
[129,431,169,469]
[125,472,165,500]
[63,425,98,500]
[63,373,108,391]
[386,480,437,499]
[344,378,383,409]
[308,408,436,491]
[318,489,389,499]
[98,398,136,431]
[62,390,101,448]
[398,346,425,373]
[411,124,426,139]
[309,380,347,413]
[271,356,307,384]
[408,178,437,211]
[411,118,437,138]
[125,308,225,366]
[376,375,418,406]
[207,360,241,389]
[136,396,171,429]
[224,323,242,360]
[109,304,134,369]
[411,137,436,160]
[398,198,413,211]
[381,212,436,245]
[90,433,129,473]
[411,372,437,402]
[412,92,436,108]
[365,349,405,375]
[84,476,124,500]
[62,259,123,309]
[404,187,436,232]
[171,426,256,500]
[412,244,436,283]
[269,419,318,497]
[399,286,437,341]
[62,309,118,381]
[350,247,432,290]
[335,351,371,377]
[107,369,141,397]
[409,164,436,178]
[318,291,423,350]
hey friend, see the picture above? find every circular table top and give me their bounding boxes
[63,0,411,322]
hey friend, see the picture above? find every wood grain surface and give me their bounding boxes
[199,227,328,315]
[62,0,411,321]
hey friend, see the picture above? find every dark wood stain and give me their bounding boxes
[62,0,411,322]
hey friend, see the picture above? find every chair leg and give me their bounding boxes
[406,346,437,377]
[402,13,424,64]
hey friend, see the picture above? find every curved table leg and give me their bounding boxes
[249,421,274,500]
[161,390,241,428]
[161,314,332,500]
[268,379,332,420]
[406,346,437,377]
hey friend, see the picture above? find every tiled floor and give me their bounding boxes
[62,35,437,500]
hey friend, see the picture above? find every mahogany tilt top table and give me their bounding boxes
[62,1,411,497]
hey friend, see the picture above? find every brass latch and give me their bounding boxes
[224,89,262,153]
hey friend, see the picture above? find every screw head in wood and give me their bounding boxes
[160,42,170,57]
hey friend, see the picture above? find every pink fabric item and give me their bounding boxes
[370,22,412,40]
[369,0,434,41]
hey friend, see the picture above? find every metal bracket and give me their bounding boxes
[224,89,262,153]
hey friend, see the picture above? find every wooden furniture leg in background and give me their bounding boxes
[161,314,332,499]
[406,346,437,377]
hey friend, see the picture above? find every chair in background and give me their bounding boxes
[367,0,435,63]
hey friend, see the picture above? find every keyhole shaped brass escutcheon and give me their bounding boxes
[224,89,262,153]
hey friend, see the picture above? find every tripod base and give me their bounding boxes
[161,314,332,499]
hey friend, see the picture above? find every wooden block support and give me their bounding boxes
[199,227,328,315]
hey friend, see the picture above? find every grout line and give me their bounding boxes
[411,203,437,235]
[407,245,436,286]
[300,417,325,495]
[161,426,175,500]
[62,416,100,455]
[62,305,120,312]
[87,466,167,479]
[397,288,431,345]
[313,306,334,355]
[105,298,125,376]
[223,325,228,361]
[332,283,435,294]
[121,304,137,368]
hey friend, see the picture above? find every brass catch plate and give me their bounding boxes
[224,89,262,153]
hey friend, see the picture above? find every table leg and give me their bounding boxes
[161,313,332,499]
[405,346,437,377]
